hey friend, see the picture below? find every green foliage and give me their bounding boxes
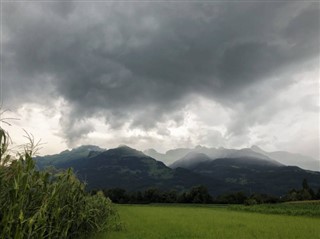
[244,198,258,206]
[0,127,121,239]
[178,185,212,203]
[95,204,320,239]
[282,178,317,201]
[230,200,320,217]
[102,188,129,204]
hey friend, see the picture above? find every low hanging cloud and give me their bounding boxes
[2,2,319,150]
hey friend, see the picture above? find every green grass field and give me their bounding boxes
[95,204,320,239]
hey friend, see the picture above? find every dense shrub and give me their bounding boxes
[0,127,120,239]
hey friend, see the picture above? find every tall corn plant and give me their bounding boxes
[0,126,121,239]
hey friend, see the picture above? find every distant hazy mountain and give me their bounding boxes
[170,152,212,169]
[145,145,320,172]
[144,146,270,165]
[170,151,282,170]
[144,148,193,165]
[251,145,320,171]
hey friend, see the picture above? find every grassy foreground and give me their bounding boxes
[95,204,320,239]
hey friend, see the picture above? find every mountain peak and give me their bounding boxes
[117,144,132,149]
[72,145,105,152]
[144,148,159,154]
[106,145,145,157]
[251,145,262,151]
[183,152,211,160]
[250,145,267,154]
[195,145,206,150]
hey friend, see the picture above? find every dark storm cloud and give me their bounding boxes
[2,2,319,143]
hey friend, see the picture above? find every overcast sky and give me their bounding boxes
[1,1,319,158]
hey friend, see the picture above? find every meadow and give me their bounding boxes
[95,204,320,239]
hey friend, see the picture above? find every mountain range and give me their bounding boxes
[144,145,319,171]
[36,145,214,193]
[34,145,320,196]
[250,145,319,171]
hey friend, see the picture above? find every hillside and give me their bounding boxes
[35,145,105,169]
[189,157,320,195]
[35,145,320,196]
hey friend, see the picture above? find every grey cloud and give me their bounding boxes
[285,5,319,45]
[198,129,226,147]
[299,94,319,113]
[59,109,95,147]
[2,2,319,144]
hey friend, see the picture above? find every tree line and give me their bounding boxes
[93,179,320,205]
[281,178,320,202]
